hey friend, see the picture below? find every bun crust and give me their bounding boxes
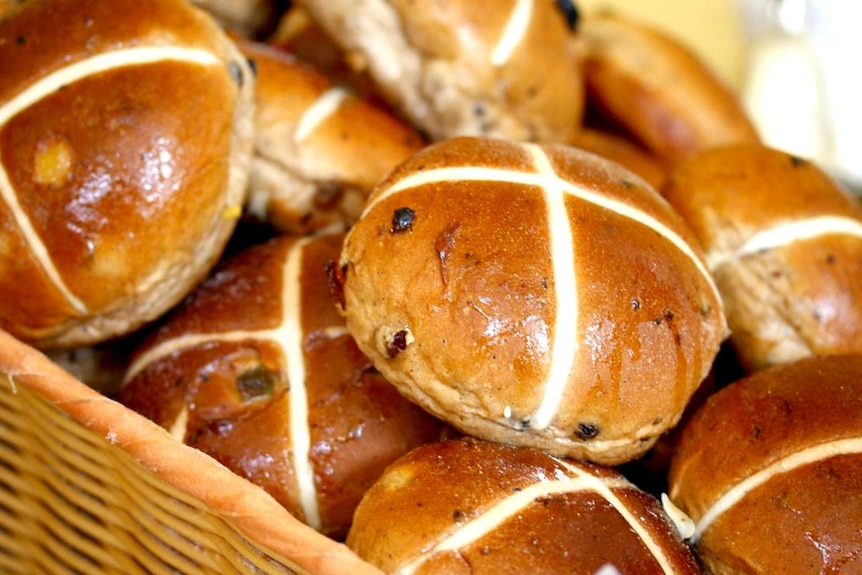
[668,354,862,574]
[0,0,255,348]
[338,136,727,465]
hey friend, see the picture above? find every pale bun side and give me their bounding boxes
[294,0,584,143]
[662,143,862,371]
[239,39,425,235]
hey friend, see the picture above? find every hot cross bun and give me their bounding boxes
[347,436,702,574]
[668,353,862,574]
[0,0,255,349]
[294,0,584,143]
[238,38,425,235]
[119,232,445,539]
[662,143,862,371]
[336,136,728,465]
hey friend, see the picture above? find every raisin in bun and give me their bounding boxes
[0,0,255,349]
[294,0,584,143]
[662,143,862,372]
[347,436,702,574]
[238,39,425,235]
[337,136,727,465]
[668,354,862,574]
[119,232,445,539]
[578,11,759,162]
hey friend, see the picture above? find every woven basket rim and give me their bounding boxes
[0,328,382,575]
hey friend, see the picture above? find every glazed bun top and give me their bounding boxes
[0,0,255,348]
[338,136,727,465]
[668,353,862,548]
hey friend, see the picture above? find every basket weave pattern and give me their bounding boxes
[0,372,304,574]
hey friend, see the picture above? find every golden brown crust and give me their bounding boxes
[0,327,384,575]
[338,136,727,465]
[348,436,701,574]
[667,354,862,574]
[662,144,862,371]
[578,11,759,162]
[239,39,425,235]
[295,0,584,143]
[0,0,255,348]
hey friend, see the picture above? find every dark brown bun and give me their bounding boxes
[294,0,584,143]
[347,436,702,574]
[662,143,862,372]
[668,353,862,574]
[0,0,255,349]
[578,11,759,162]
[119,232,445,539]
[337,136,728,465]
[237,38,426,235]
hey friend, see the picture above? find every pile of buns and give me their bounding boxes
[2,0,861,573]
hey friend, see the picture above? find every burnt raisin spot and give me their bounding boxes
[789,155,805,167]
[631,298,641,311]
[576,423,599,440]
[391,207,415,233]
[246,56,258,76]
[236,366,278,402]
[387,329,411,358]
[325,260,347,310]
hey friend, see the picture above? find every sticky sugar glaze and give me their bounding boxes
[340,136,727,465]
[347,437,702,574]
[668,354,862,574]
[120,233,444,538]
[0,0,253,347]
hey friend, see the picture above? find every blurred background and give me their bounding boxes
[579,0,862,194]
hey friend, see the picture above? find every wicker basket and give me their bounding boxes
[0,329,383,575]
